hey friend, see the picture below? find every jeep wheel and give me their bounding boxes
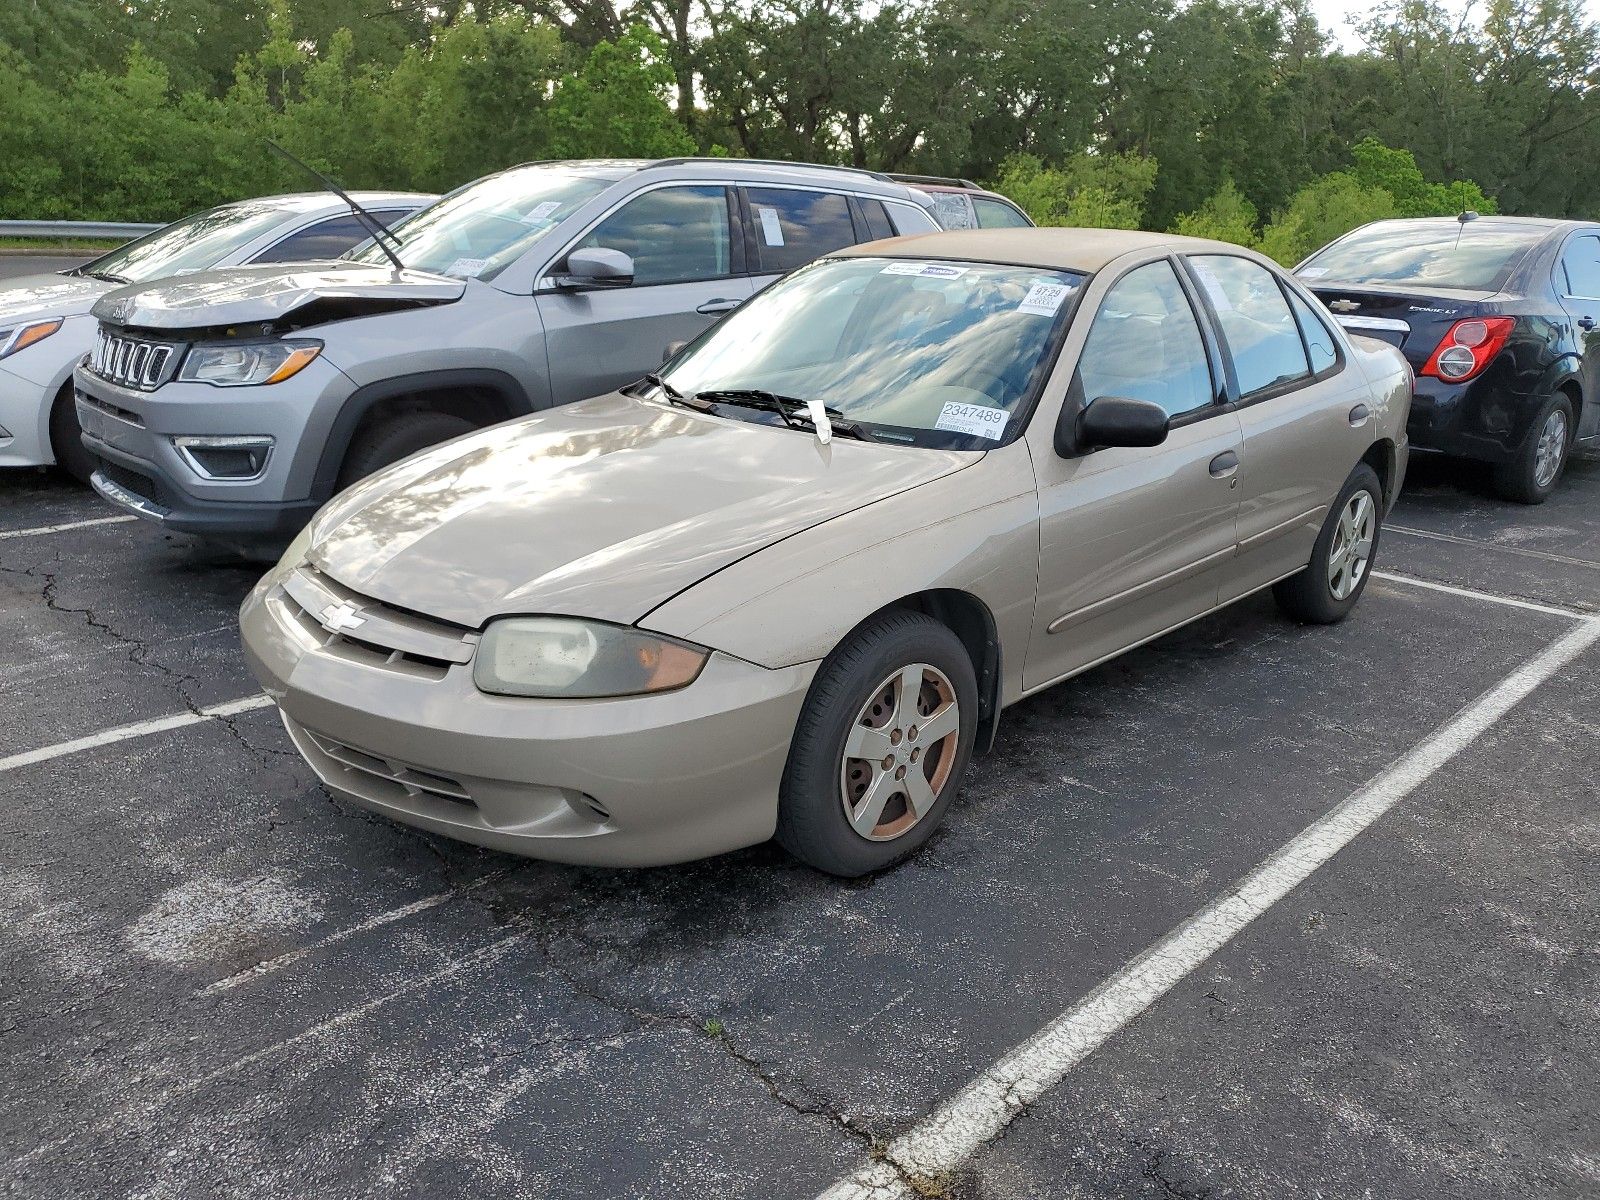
[337,410,476,489]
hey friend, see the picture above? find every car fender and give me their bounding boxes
[638,444,1040,708]
[8,314,97,464]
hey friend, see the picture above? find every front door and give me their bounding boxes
[1025,258,1243,691]
[535,184,754,405]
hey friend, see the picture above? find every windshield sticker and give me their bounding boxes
[881,262,969,279]
[1298,266,1329,278]
[1017,281,1073,317]
[1191,264,1234,311]
[935,400,1007,440]
[525,200,562,221]
[444,257,488,278]
[757,206,785,246]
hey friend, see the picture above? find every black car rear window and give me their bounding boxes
[1299,222,1548,292]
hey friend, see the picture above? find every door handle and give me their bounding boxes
[695,298,741,316]
[1580,315,1596,331]
[1208,450,1239,478]
[1348,403,1371,426]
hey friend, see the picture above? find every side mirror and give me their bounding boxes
[555,247,634,290]
[1060,395,1170,456]
[662,339,688,363]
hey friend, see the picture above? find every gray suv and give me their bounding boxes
[73,158,942,551]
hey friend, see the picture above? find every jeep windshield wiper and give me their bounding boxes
[266,139,405,272]
[691,388,874,441]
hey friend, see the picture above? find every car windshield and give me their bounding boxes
[1299,221,1548,292]
[82,204,297,283]
[345,167,611,280]
[659,257,1084,449]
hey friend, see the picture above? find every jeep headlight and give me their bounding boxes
[179,340,322,387]
[473,617,709,698]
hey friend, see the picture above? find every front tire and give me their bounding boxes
[337,410,475,489]
[1273,463,1383,625]
[48,384,94,484]
[1492,394,1572,505]
[776,610,978,877]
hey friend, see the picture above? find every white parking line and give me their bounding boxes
[1372,570,1591,619]
[198,870,510,996]
[0,514,137,540]
[1388,524,1600,570]
[0,695,274,773]
[818,614,1600,1200]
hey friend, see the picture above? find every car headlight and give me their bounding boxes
[0,318,63,360]
[178,340,322,387]
[473,617,709,698]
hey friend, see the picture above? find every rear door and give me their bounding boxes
[1188,254,1375,600]
[1556,231,1600,445]
[535,184,755,405]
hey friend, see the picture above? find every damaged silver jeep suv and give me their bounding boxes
[74,157,941,552]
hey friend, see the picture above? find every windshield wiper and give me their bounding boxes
[78,269,130,285]
[693,389,874,442]
[266,139,406,272]
[644,372,712,410]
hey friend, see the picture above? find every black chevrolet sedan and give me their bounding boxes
[1297,215,1598,502]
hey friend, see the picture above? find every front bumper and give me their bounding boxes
[240,568,818,867]
[73,356,352,545]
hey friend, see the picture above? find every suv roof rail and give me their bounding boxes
[886,172,981,189]
[646,156,894,183]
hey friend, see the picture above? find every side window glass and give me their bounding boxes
[1561,235,1600,299]
[577,185,731,286]
[1288,290,1339,374]
[926,191,976,230]
[745,188,856,274]
[858,199,895,242]
[885,201,939,236]
[1078,260,1214,419]
[973,197,1031,229]
[252,213,386,264]
[1190,255,1311,395]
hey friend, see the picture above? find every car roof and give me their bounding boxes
[842,227,1262,273]
[227,191,438,214]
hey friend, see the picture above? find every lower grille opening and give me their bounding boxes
[97,460,158,503]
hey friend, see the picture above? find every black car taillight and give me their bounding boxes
[1420,317,1515,382]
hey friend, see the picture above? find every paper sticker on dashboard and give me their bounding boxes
[525,200,562,221]
[1297,266,1329,278]
[757,206,785,246]
[1017,281,1072,316]
[444,257,488,278]
[935,400,1007,440]
[881,262,969,278]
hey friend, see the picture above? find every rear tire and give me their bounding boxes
[1273,464,1383,625]
[337,410,475,489]
[1492,394,1572,505]
[776,610,977,877]
[48,384,95,485]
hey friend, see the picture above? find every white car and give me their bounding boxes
[0,190,432,480]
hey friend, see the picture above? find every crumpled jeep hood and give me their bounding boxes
[308,392,972,630]
[91,262,465,330]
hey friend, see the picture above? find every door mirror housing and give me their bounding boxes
[1061,395,1171,456]
[555,247,634,290]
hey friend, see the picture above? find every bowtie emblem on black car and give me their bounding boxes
[1329,299,1361,313]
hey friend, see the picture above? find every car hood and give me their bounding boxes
[0,273,112,324]
[308,392,973,630]
[90,262,465,330]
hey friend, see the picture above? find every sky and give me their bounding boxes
[1308,0,1600,50]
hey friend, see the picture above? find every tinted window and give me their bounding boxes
[1078,260,1213,419]
[252,211,412,264]
[1560,234,1600,299]
[577,185,731,286]
[973,197,1032,229]
[1191,255,1310,396]
[1288,290,1339,374]
[858,199,895,242]
[745,188,856,274]
[1298,220,1547,292]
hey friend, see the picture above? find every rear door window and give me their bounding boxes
[575,185,732,286]
[743,187,857,274]
[1560,234,1600,300]
[1190,255,1311,396]
[857,199,896,242]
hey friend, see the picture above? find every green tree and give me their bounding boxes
[548,25,694,159]
[1171,179,1261,247]
[1258,172,1398,266]
[992,152,1158,228]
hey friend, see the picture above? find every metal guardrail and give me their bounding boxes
[0,220,160,240]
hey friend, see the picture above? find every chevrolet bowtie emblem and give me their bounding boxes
[1329,299,1361,313]
[320,601,366,633]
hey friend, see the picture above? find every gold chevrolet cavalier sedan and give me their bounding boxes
[241,229,1411,876]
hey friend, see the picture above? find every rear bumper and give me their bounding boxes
[1407,375,1548,463]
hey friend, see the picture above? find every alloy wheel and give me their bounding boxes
[1328,491,1375,601]
[839,663,960,841]
[1533,408,1568,490]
